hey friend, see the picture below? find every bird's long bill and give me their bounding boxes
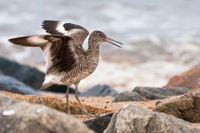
[107,38,123,48]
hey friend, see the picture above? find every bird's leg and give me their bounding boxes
[74,82,89,115]
[65,85,70,114]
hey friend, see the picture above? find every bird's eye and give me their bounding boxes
[98,33,103,36]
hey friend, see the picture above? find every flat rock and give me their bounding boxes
[112,91,145,102]
[133,86,190,100]
[104,105,200,133]
[165,64,200,89]
[85,113,113,133]
[0,94,94,133]
[0,74,39,95]
[154,90,200,123]
[0,56,44,89]
[80,85,118,97]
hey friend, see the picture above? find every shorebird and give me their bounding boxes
[8,20,123,114]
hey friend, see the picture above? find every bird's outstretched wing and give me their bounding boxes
[42,20,89,50]
[9,35,79,75]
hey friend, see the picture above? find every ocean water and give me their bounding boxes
[0,0,200,92]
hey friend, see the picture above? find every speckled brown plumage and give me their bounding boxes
[8,20,123,114]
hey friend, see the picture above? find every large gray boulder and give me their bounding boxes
[0,56,75,93]
[0,56,44,89]
[154,90,200,123]
[0,94,94,133]
[104,105,200,133]
[0,74,39,95]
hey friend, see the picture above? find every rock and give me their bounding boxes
[0,56,75,93]
[85,113,113,133]
[104,105,200,133]
[133,86,190,100]
[0,94,94,133]
[45,85,77,94]
[80,85,118,97]
[154,90,200,123]
[165,64,200,89]
[112,91,145,102]
[0,74,39,95]
[0,56,44,89]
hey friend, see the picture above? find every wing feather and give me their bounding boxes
[42,20,89,50]
[9,35,79,75]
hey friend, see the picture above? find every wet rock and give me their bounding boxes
[154,90,200,123]
[0,94,94,133]
[165,64,200,89]
[85,113,113,133]
[80,85,118,96]
[0,56,44,89]
[133,86,190,100]
[112,91,145,102]
[104,105,200,133]
[0,56,75,93]
[0,74,39,95]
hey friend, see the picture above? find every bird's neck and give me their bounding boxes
[86,39,100,60]
[88,37,100,52]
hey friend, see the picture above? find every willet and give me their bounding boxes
[8,20,123,114]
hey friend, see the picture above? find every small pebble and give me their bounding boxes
[106,100,109,103]
[155,101,162,105]
[143,98,149,102]
[148,106,154,109]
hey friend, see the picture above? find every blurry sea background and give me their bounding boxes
[0,0,200,92]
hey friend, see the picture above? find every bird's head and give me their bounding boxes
[89,30,123,48]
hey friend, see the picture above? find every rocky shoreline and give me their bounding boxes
[1,56,200,133]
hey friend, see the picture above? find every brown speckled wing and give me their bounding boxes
[9,35,79,75]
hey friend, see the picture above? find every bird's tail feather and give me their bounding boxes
[39,82,54,91]
[9,35,50,47]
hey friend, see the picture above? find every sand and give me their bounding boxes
[1,91,200,128]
